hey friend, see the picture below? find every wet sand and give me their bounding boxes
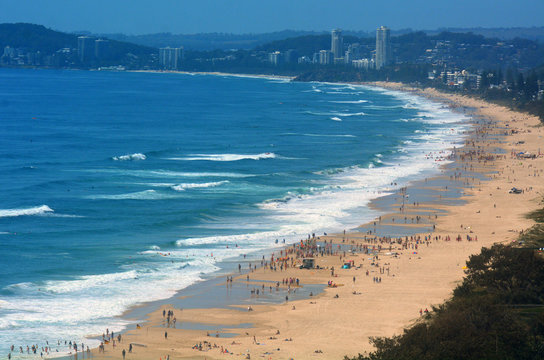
[86,83,544,360]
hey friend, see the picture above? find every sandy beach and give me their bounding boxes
[86,83,544,360]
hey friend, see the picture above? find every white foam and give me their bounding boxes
[248,84,470,237]
[331,117,342,121]
[44,271,140,294]
[176,230,296,247]
[142,182,177,187]
[307,111,365,117]
[168,153,276,161]
[0,257,220,353]
[255,154,444,236]
[267,78,291,83]
[81,169,255,178]
[87,190,178,200]
[361,84,469,125]
[0,205,53,218]
[303,133,355,138]
[112,153,146,161]
[283,133,354,138]
[171,181,229,191]
[329,100,368,104]
[363,104,404,110]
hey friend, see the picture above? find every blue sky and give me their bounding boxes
[1,0,543,34]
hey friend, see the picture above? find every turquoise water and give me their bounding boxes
[0,68,469,357]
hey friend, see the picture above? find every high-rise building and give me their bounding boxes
[352,58,374,70]
[78,36,95,63]
[268,51,281,65]
[331,29,343,60]
[284,49,299,64]
[375,26,391,69]
[94,39,110,60]
[344,50,352,64]
[348,43,362,60]
[159,47,184,70]
[319,50,333,65]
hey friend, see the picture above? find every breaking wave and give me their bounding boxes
[0,205,54,218]
[112,153,147,161]
[171,181,229,191]
[167,153,277,161]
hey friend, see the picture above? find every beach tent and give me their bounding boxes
[300,258,315,269]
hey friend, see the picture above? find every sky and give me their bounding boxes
[1,0,543,35]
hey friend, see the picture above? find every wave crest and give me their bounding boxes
[329,100,368,104]
[87,190,176,200]
[168,153,276,161]
[0,205,53,218]
[112,153,146,161]
[171,181,229,191]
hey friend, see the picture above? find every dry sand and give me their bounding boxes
[88,83,544,360]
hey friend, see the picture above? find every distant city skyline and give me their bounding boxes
[1,0,543,35]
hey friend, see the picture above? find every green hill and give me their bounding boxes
[0,23,156,56]
[0,23,77,52]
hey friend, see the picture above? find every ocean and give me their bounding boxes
[0,68,468,357]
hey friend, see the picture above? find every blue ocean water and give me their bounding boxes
[0,68,468,356]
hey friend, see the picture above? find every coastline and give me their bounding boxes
[84,81,544,360]
[129,69,296,81]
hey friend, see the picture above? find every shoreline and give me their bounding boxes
[43,76,532,358]
[83,81,544,359]
[105,78,470,330]
[129,69,296,81]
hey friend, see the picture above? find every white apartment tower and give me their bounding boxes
[375,26,391,69]
[159,47,184,70]
[331,29,343,60]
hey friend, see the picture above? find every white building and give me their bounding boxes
[352,58,374,70]
[375,26,391,69]
[268,51,281,65]
[78,36,95,62]
[319,50,333,65]
[159,47,184,70]
[331,29,343,60]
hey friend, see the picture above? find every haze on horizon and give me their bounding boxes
[1,0,543,35]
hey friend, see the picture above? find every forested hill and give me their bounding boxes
[101,30,325,51]
[0,23,156,56]
[98,27,544,51]
[0,23,77,52]
[255,34,364,55]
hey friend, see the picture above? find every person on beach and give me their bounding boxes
[122,349,126,359]
[165,331,168,339]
